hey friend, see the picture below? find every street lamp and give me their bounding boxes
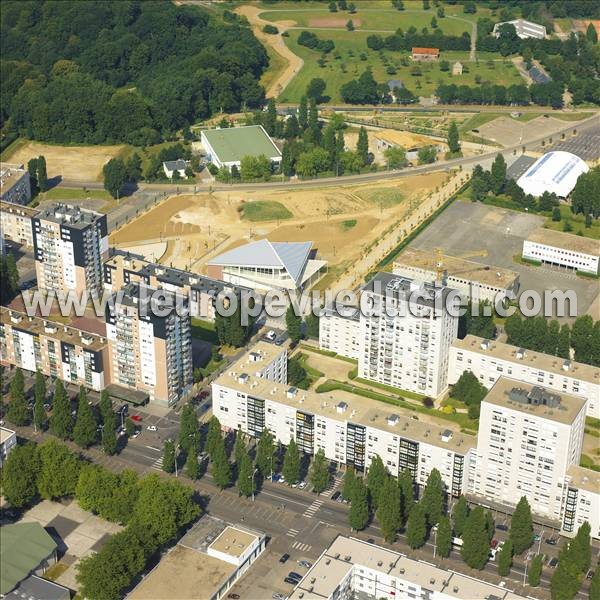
[250,467,259,502]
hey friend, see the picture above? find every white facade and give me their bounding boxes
[319,306,361,359]
[0,427,17,467]
[493,19,546,39]
[470,378,586,521]
[522,237,599,275]
[561,467,600,540]
[449,336,600,419]
[0,201,35,246]
[358,274,459,398]
[516,151,588,198]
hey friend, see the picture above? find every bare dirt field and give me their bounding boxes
[309,17,362,27]
[478,115,569,148]
[573,19,600,35]
[110,171,447,281]
[4,140,125,181]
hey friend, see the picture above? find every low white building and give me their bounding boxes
[289,536,528,600]
[522,227,599,275]
[562,466,600,540]
[319,305,361,359]
[493,19,546,39]
[0,426,17,467]
[449,335,600,419]
[162,159,187,178]
[393,248,520,304]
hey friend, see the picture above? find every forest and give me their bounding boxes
[1,1,268,144]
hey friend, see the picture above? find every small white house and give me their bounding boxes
[163,159,187,179]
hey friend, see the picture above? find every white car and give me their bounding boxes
[298,481,307,490]
[146,425,158,432]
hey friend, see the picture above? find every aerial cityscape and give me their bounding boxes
[1,1,599,600]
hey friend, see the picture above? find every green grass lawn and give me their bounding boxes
[357,187,405,208]
[191,317,219,345]
[241,200,293,222]
[542,205,600,241]
[341,218,357,230]
[279,30,522,102]
[40,187,112,202]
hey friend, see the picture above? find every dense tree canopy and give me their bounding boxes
[1,1,268,141]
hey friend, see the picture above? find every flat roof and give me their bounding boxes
[0,427,15,444]
[526,227,599,257]
[0,163,27,195]
[5,575,69,600]
[209,526,258,558]
[567,465,600,494]
[202,125,281,163]
[128,544,234,600]
[395,248,518,288]
[36,203,105,230]
[452,335,600,386]
[215,352,475,453]
[0,200,38,217]
[290,536,526,600]
[0,307,107,352]
[484,377,586,425]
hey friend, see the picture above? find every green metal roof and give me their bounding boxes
[202,125,281,163]
[1,522,57,595]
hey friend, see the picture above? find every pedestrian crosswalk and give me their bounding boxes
[302,499,323,518]
[286,528,299,538]
[292,541,312,553]
[320,475,342,498]
[151,456,163,471]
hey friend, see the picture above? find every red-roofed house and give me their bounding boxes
[412,47,440,61]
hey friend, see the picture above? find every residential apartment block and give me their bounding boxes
[0,426,17,467]
[33,204,108,295]
[469,378,586,521]
[0,307,109,391]
[319,304,361,360]
[358,273,459,397]
[212,346,474,495]
[393,248,520,304]
[449,335,599,419]
[0,201,35,247]
[561,466,600,540]
[104,282,192,407]
[289,536,527,600]
[0,163,31,206]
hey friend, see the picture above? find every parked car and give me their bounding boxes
[587,570,595,580]
[331,491,341,501]
[279,554,290,564]
[298,560,312,569]
[146,425,157,432]
[227,594,240,599]
[266,330,276,341]
[284,577,299,585]
[131,414,142,422]
[298,481,307,490]
[132,430,141,439]
[272,594,286,600]
[496,523,508,531]
[533,533,541,542]
[548,557,558,568]
[546,537,558,546]
[490,539,499,549]
[287,572,302,582]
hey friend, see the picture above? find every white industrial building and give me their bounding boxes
[449,335,599,419]
[289,536,528,600]
[469,378,586,522]
[561,466,600,540]
[516,151,589,198]
[522,227,599,275]
[319,304,361,359]
[493,19,546,39]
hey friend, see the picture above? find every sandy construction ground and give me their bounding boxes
[4,140,125,181]
[110,171,449,286]
[235,5,303,98]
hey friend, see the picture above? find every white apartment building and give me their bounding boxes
[0,201,35,247]
[212,350,473,495]
[522,227,599,276]
[319,305,361,360]
[289,536,527,600]
[393,248,520,304]
[449,335,599,419]
[0,426,17,467]
[470,378,586,521]
[561,466,600,540]
[105,283,192,407]
[33,204,108,295]
[358,273,459,398]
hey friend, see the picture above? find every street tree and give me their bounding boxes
[357,126,369,165]
[510,496,534,554]
[569,521,591,574]
[282,438,301,484]
[550,548,581,600]
[99,390,112,423]
[452,495,470,536]
[37,155,48,191]
[490,153,507,195]
[255,428,276,479]
[7,367,29,426]
[1,442,40,507]
[103,157,128,199]
[406,502,427,549]
[528,554,543,586]
[398,468,414,523]
[343,466,358,501]
[206,416,222,458]
[37,439,81,499]
[348,478,369,531]
[461,506,490,569]
[73,387,98,448]
[589,569,600,599]
[309,448,330,494]
[237,453,254,497]
[179,403,198,453]
[162,440,175,474]
[436,515,452,558]
[377,476,401,542]
[447,120,460,154]
[497,539,513,576]
[298,95,308,130]
[384,146,407,169]
[102,409,118,456]
[421,468,445,527]
[211,437,232,489]
[184,448,200,480]
[49,379,72,440]
[366,454,387,509]
[33,371,47,431]
[285,304,302,342]
[233,428,246,469]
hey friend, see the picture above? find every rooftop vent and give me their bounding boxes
[44,322,57,334]
[430,578,436,585]
[562,360,571,372]
[249,351,262,362]
[238,373,249,384]
[516,348,525,360]
[337,402,348,414]
[507,386,561,409]
[344,555,351,562]
[480,339,490,350]
[453,587,459,593]
[399,568,405,574]
[287,387,298,399]
[441,429,453,443]
[387,414,399,426]
[9,312,22,324]
[377,561,383,567]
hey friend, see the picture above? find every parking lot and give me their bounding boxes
[408,201,599,320]
[538,124,600,161]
